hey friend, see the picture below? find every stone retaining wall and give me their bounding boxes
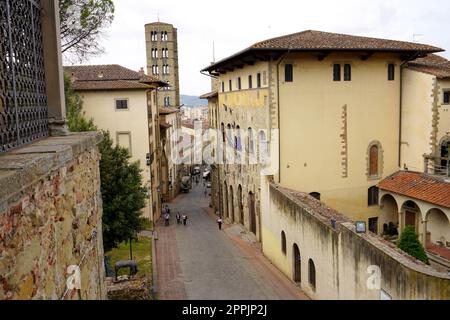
[0,133,106,300]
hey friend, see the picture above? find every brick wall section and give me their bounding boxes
[0,133,106,300]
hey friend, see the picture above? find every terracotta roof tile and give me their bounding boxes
[251,30,442,51]
[159,106,179,115]
[203,30,443,73]
[199,91,218,99]
[64,65,167,90]
[408,54,450,78]
[379,171,450,208]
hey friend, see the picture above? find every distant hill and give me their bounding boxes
[181,94,207,107]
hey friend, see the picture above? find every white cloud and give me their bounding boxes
[73,0,450,96]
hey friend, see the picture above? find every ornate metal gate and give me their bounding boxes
[0,0,49,153]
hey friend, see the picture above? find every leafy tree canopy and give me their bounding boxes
[60,0,115,62]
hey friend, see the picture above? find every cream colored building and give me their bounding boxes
[65,64,167,220]
[202,30,445,235]
[159,106,181,200]
[202,31,448,299]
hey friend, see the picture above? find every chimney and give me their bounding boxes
[138,67,145,77]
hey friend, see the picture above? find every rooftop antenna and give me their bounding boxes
[413,34,424,43]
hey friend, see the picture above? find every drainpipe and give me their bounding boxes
[398,51,422,168]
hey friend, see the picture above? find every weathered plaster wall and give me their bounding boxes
[0,133,106,300]
[277,53,402,224]
[261,178,449,300]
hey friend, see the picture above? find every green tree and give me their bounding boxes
[59,0,115,62]
[64,72,97,132]
[99,132,147,251]
[397,225,429,264]
[63,74,146,252]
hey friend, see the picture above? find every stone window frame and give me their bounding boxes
[114,98,129,111]
[366,140,384,180]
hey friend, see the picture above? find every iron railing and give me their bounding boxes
[0,0,48,153]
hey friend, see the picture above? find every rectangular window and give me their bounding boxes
[117,132,132,155]
[248,75,253,89]
[368,186,379,206]
[229,79,232,91]
[237,77,241,90]
[115,99,128,110]
[263,71,267,85]
[333,64,341,81]
[388,63,395,81]
[444,91,450,104]
[344,64,351,81]
[221,81,225,92]
[285,64,293,82]
[257,73,261,88]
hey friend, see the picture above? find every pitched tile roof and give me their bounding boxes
[159,106,179,115]
[407,54,450,79]
[251,30,442,51]
[378,171,450,208]
[64,65,167,90]
[202,30,444,73]
[199,91,218,99]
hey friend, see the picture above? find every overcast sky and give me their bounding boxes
[73,0,450,96]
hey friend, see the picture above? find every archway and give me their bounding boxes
[229,185,234,223]
[238,185,243,225]
[293,244,301,283]
[401,200,421,233]
[249,191,256,234]
[380,194,399,237]
[426,208,450,246]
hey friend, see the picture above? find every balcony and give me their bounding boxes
[423,155,450,177]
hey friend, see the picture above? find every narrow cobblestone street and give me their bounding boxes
[155,176,308,300]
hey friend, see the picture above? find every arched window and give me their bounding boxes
[388,63,395,81]
[344,64,351,81]
[368,186,379,206]
[281,231,287,255]
[221,123,225,143]
[248,127,254,155]
[227,124,232,147]
[308,259,316,291]
[257,73,261,88]
[155,49,158,58]
[309,192,321,200]
[166,65,170,74]
[369,145,379,176]
[235,126,241,150]
[259,130,267,164]
[285,64,293,82]
[248,75,253,89]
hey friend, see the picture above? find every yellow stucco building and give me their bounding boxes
[65,64,167,221]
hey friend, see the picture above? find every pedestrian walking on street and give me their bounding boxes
[217,217,223,230]
[164,213,170,226]
[182,214,188,225]
[176,212,181,224]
